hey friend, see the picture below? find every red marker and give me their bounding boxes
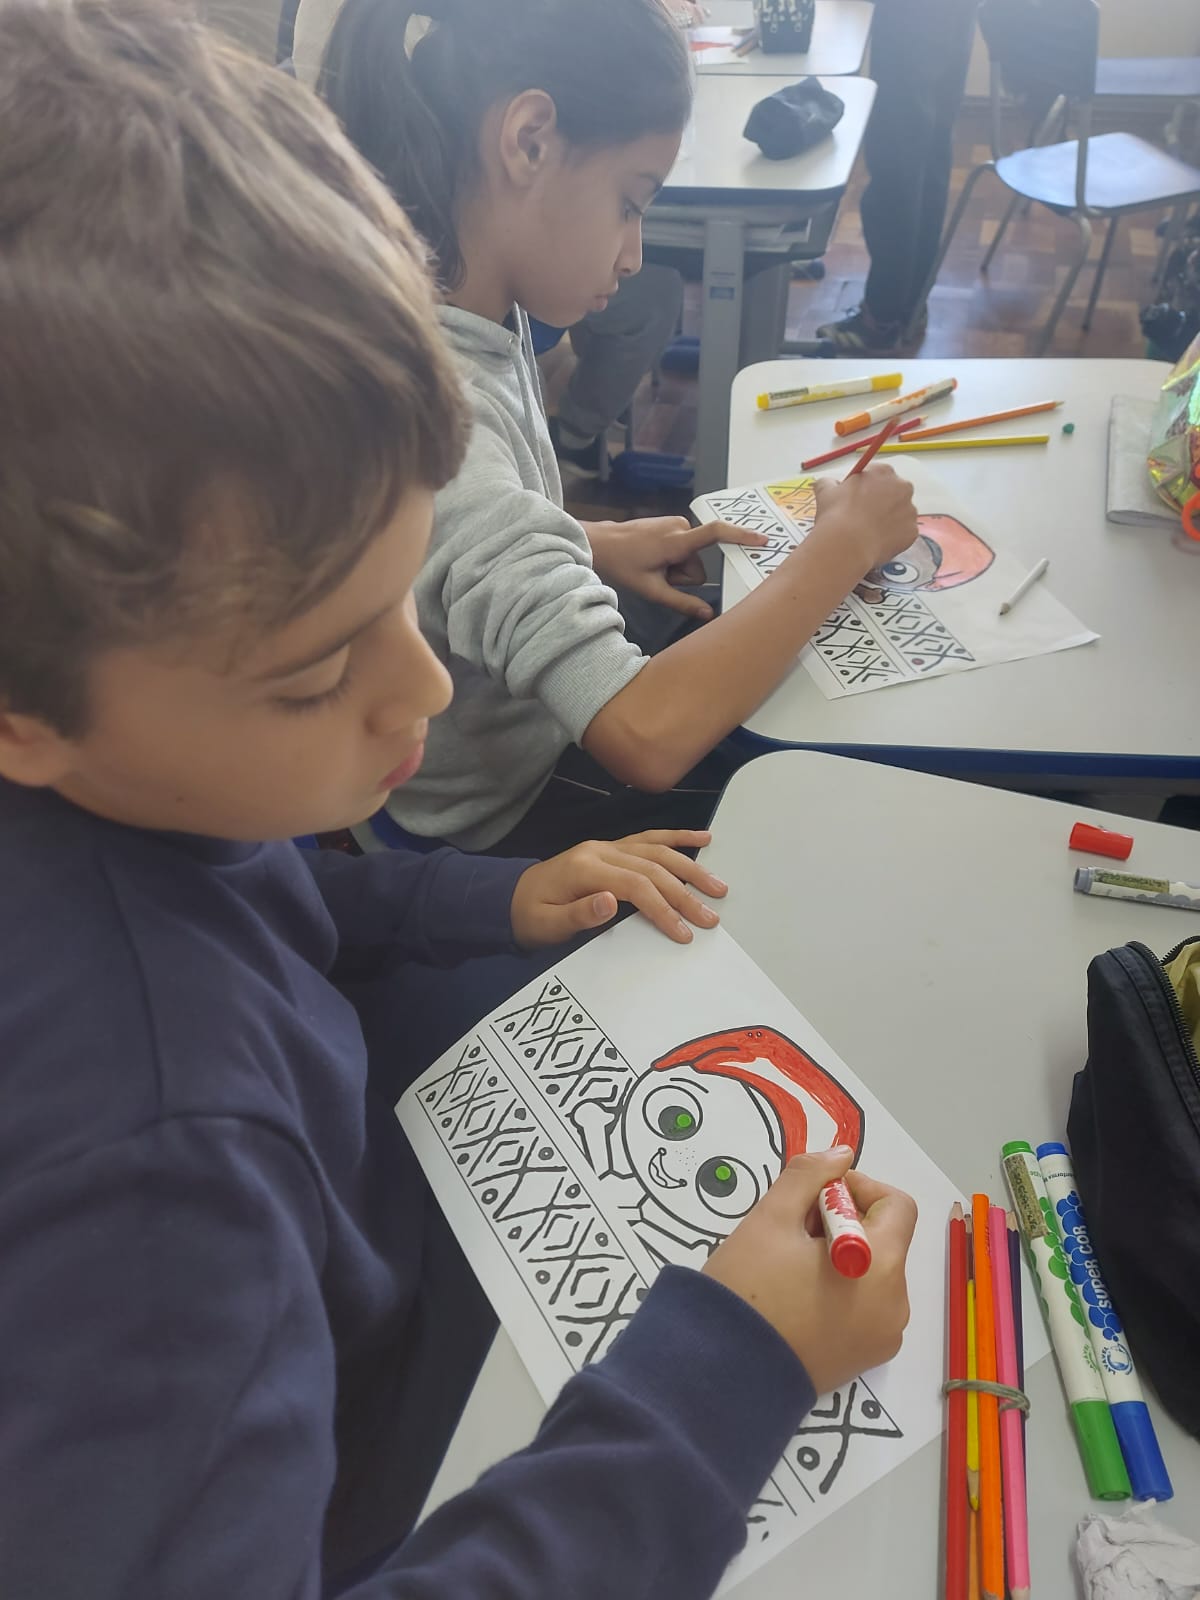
[819,1177,872,1278]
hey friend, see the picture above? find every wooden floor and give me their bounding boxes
[561,102,1180,522]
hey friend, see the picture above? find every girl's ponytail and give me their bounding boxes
[320,0,692,290]
[319,0,470,284]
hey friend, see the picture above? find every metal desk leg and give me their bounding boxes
[694,216,745,494]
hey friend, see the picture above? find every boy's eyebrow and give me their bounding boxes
[254,600,392,682]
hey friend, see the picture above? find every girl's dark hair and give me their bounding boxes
[319,0,693,288]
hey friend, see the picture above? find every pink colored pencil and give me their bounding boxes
[799,416,924,471]
[988,1205,1030,1600]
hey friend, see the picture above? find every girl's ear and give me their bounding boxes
[497,88,561,188]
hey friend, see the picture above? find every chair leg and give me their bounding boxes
[982,190,1023,273]
[1082,216,1118,332]
[1036,212,1092,355]
[904,162,994,339]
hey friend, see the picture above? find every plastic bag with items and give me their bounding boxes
[1148,331,1200,544]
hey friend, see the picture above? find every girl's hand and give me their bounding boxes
[703,1148,918,1396]
[585,517,768,622]
[510,829,726,948]
[806,466,919,574]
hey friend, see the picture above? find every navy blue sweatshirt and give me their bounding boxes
[0,779,815,1600]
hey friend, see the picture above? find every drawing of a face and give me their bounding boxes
[621,1071,782,1234]
[619,1026,864,1239]
[857,515,994,604]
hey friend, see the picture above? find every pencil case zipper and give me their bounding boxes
[1112,937,1200,1132]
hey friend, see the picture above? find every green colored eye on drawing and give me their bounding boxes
[657,1104,700,1139]
[696,1156,762,1221]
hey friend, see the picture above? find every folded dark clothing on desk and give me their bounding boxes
[743,77,845,160]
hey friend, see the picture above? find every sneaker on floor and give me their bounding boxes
[548,416,605,476]
[814,304,926,355]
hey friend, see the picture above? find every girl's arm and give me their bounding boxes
[582,470,917,791]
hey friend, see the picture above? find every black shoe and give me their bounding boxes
[549,416,605,476]
[814,304,928,355]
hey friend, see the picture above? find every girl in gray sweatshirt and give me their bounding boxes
[321,0,919,854]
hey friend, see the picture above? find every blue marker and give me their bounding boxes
[1036,1142,1173,1501]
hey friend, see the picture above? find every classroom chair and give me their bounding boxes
[911,0,1200,355]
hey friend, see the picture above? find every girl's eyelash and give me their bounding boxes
[275,668,355,716]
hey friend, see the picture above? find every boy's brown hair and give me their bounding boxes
[0,0,468,735]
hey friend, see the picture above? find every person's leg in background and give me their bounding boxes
[818,0,978,353]
[550,262,684,473]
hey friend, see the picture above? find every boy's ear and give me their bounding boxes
[497,89,561,188]
[0,708,76,788]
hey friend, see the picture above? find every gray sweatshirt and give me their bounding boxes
[388,305,647,850]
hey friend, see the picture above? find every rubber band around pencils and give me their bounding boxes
[942,1377,1030,1415]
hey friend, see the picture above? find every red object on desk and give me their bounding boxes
[1069,821,1134,860]
[800,416,923,472]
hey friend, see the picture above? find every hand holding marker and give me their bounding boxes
[1002,1142,1131,1499]
[819,1176,872,1277]
[1036,1143,1172,1501]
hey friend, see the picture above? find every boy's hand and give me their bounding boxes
[702,1147,917,1396]
[510,830,725,948]
[806,466,919,574]
[585,517,768,622]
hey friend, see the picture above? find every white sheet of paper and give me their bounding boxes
[397,918,1047,1593]
[695,459,1098,698]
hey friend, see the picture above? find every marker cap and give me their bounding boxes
[1073,1399,1133,1500]
[830,1233,872,1278]
[756,393,770,410]
[1070,822,1134,860]
[1111,1401,1174,1502]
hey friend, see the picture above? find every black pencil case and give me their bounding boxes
[1067,935,1200,1439]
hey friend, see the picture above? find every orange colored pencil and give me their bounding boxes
[972,1193,1004,1600]
[904,400,1062,441]
[968,1508,981,1600]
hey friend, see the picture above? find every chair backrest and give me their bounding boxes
[978,0,1100,209]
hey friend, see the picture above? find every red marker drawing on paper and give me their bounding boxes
[819,1177,872,1278]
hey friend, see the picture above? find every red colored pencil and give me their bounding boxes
[800,416,924,471]
[843,414,903,479]
[946,1204,969,1600]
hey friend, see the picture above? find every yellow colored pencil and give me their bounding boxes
[966,1276,980,1511]
[875,434,1049,454]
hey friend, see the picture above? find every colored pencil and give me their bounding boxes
[998,557,1050,615]
[946,1204,969,1600]
[971,1194,1004,1600]
[903,400,1062,441]
[843,414,902,479]
[875,434,1049,455]
[1009,1213,1025,1475]
[989,1205,1031,1600]
[799,416,923,471]
[968,1508,982,1600]
[966,1261,980,1510]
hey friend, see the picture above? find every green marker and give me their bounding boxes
[1001,1141,1130,1500]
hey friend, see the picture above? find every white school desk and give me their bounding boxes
[424,751,1200,1597]
[696,0,874,76]
[723,357,1200,798]
[649,75,876,492]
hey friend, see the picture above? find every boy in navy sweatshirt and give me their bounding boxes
[0,3,918,1596]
